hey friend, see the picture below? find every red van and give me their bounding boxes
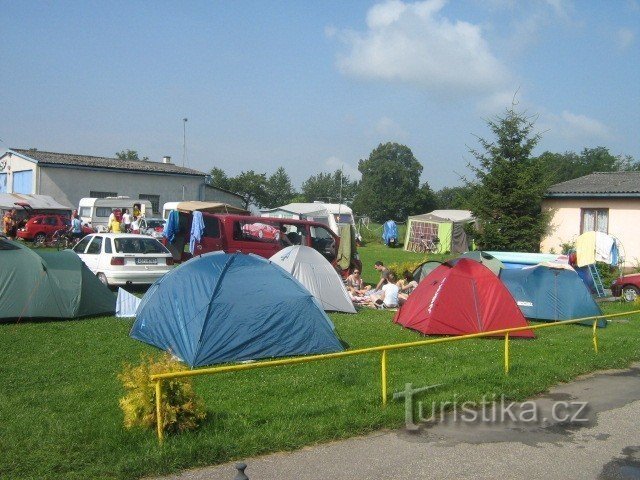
[165,212,361,273]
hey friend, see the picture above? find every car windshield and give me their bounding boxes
[144,219,165,228]
[114,237,169,254]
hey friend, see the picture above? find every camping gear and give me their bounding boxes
[382,220,398,247]
[499,264,605,327]
[116,288,141,318]
[394,258,534,338]
[404,210,473,254]
[0,238,115,321]
[412,260,442,283]
[336,224,356,271]
[458,251,504,276]
[130,252,345,367]
[270,246,356,313]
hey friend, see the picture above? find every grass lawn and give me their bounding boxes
[1,244,640,480]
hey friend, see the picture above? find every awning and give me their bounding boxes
[174,201,249,215]
[0,193,72,211]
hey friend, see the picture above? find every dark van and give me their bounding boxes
[165,212,361,273]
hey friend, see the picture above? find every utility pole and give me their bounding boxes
[182,118,188,167]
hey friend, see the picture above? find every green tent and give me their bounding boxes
[0,238,115,321]
[404,210,474,254]
[458,251,504,276]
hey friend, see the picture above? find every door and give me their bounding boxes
[83,235,104,273]
[229,219,283,258]
[309,225,338,263]
[43,216,60,237]
[198,215,223,253]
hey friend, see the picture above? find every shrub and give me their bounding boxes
[388,258,429,280]
[119,353,206,434]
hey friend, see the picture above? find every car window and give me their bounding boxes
[280,223,307,246]
[233,221,280,243]
[86,236,103,254]
[62,218,71,226]
[104,237,113,254]
[73,236,92,253]
[310,226,336,261]
[114,237,169,254]
[203,216,220,238]
[45,217,58,226]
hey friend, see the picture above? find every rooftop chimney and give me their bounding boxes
[163,156,172,164]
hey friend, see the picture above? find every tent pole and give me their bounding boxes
[381,350,387,406]
[592,319,599,354]
[504,333,510,374]
[155,380,164,443]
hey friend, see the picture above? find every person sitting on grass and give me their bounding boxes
[373,261,391,291]
[346,268,364,294]
[369,273,400,309]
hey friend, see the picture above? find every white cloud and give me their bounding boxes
[374,116,409,139]
[541,111,613,142]
[617,27,635,49]
[325,156,361,180]
[333,0,510,96]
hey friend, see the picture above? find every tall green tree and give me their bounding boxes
[115,149,148,161]
[300,170,358,204]
[264,167,296,207]
[435,185,475,209]
[227,170,268,209]
[466,108,552,251]
[208,167,231,190]
[352,142,426,221]
[538,147,639,184]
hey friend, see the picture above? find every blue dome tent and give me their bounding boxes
[130,252,344,367]
[499,264,605,327]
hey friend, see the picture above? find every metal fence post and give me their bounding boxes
[155,380,164,444]
[504,333,510,375]
[234,462,249,480]
[381,349,387,406]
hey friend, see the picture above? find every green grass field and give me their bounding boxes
[1,244,640,480]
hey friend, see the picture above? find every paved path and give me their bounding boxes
[156,364,640,480]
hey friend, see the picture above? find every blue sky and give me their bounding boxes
[1,0,638,190]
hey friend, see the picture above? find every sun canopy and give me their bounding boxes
[174,201,248,215]
[0,239,115,321]
[270,246,356,313]
[130,252,344,367]
[395,258,534,338]
[499,264,605,327]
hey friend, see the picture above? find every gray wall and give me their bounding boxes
[202,185,245,209]
[39,166,204,214]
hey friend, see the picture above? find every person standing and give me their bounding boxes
[122,209,132,233]
[70,213,83,242]
[3,208,17,239]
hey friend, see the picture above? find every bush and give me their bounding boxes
[119,353,206,435]
[388,258,429,280]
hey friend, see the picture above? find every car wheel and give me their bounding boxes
[622,285,639,302]
[97,273,109,287]
[34,233,46,246]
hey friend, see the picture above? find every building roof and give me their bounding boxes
[546,172,640,197]
[8,148,206,177]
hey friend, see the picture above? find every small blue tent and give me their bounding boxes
[499,264,605,327]
[130,252,344,367]
[382,220,398,246]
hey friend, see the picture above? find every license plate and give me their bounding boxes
[135,257,158,265]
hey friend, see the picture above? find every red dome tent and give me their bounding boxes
[394,258,534,338]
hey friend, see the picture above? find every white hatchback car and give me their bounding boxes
[73,233,173,287]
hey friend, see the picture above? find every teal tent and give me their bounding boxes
[0,238,115,321]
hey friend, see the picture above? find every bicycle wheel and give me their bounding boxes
[412,242,425,254]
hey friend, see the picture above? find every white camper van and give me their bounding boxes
[260,202,355,235]
[78,197,153,230]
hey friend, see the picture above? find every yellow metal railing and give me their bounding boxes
[150,309,640,443]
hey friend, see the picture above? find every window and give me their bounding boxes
[104,238,113,254]
[139,194,160,214]
[581,208,608,234]
[234,221,280,243]
[281,223,306,246]
[44,217,58,226]
[90,191,117,199]
[203,216,220,238]
[86,236,103,254]
[310,226,336,262]
[73,236,92,253]
[114,237,168,254]
[13,170,33,194]
[96,207,113,218]
[79,207,91,218]
[0,173,7,193]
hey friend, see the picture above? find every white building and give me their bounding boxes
[0,148,244,213]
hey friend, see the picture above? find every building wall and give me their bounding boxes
[541,198,640,267]
[38,165,204,215]
[0,153,37,193]
[202,185,245,209]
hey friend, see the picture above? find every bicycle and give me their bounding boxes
[411,235,440,254]
[33,229,75,250]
